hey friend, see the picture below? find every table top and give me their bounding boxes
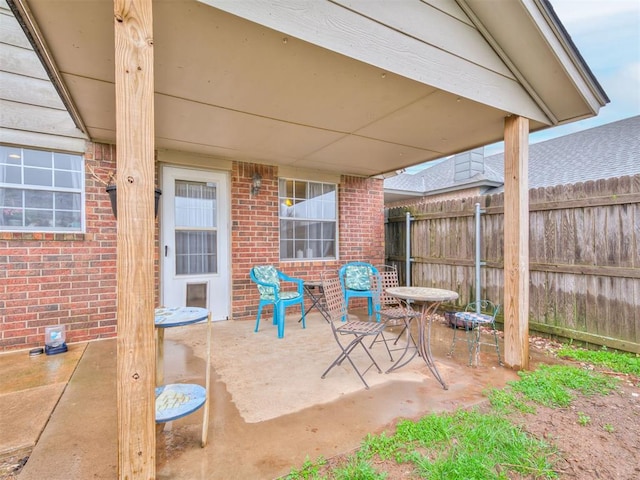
[386,286,458,303]
[155,383,207,423]
[154,306,209,328]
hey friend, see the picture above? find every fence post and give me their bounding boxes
[474,202,486,312]
[405,211,413,286]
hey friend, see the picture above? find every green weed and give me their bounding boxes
[558,346,640,377]
[577,412,590,426]
[284,456,327,480]
[508,364,618,408]
[331,456,386,480]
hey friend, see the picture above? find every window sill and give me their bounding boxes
[0,232,86,241]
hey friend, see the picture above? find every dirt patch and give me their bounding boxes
[300,344,640,479]
[510,378,640,479]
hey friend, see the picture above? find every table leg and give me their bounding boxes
[385,317,419,373]
[201,312,211,447]
[417,301,448,390]
[156,328,165,386]
[299,285,330,323]
[299,286,317,322]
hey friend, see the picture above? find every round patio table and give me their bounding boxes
[385,287,458,390]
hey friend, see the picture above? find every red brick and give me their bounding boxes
[1,151,384,351]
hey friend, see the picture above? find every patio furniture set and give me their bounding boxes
[149,263,501,448]
[250,262,502,390]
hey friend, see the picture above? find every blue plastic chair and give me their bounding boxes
[338,262,380,320]
[250,265,305,338]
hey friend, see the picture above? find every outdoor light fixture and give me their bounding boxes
[105,185,162,219]
[251,172,262,196]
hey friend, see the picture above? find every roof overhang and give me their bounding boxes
[7,0,607,177]
[384,177,504,205]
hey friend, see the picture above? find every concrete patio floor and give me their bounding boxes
[0,311,553,479]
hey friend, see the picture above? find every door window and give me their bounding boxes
[174,180,218,275]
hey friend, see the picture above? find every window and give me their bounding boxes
[174,180,218,275]
[0,146,84,232]
[279,179,336,260]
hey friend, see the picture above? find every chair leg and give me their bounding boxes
[492,323,502,365]
[373,302,381,322]
[449,323,461,357]
[254,304,264,333]
[369,330,394,361]
[370,319,415,362]
[322,334,382,389]
[277,303,285,339]
[466,324,479,366]
[299,300,306,329]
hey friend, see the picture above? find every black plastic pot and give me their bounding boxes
[106,185,162,219]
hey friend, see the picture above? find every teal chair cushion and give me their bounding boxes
[279,291,300,300]
[345,266,372,291]
[253,265,280,299]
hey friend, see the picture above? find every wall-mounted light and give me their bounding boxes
[251,173,262,196]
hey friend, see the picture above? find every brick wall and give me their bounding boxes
[1,150,385,352]
[1,144,119,351]
[231,166,385,322]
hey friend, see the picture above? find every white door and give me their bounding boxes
[161,166,229,320]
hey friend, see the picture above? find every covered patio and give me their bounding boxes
[3,0,607,477]
[1,310,561,480]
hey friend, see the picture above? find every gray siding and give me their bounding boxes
[0,0,86,152]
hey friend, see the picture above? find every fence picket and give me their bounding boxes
[385,174,640,353]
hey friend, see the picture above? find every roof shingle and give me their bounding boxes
[385,115,640,199]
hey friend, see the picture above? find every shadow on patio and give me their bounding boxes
[1,311,553,480]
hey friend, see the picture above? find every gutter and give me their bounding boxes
[372,169,406,180]
[384,178,503,203]
[420,178,503,198]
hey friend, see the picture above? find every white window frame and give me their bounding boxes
[278,178,337,261]
[0,145,85,233]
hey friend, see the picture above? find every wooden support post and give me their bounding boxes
[114,0,156,478]
[503,115,530,370]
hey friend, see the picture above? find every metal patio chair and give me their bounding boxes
[320,271,386,389]
[369,266,420,362]
[250,265,305,338]
[449,300,501,366]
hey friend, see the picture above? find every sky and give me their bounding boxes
[408,0,640,170]
[523,0,640,146]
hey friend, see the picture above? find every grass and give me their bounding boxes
[488,364,619,412]
[283,345,628,480]
[557,346,640,377]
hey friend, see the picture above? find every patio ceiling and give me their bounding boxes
[10,0,607,177]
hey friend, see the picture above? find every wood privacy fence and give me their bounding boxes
[385,174,640,354]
